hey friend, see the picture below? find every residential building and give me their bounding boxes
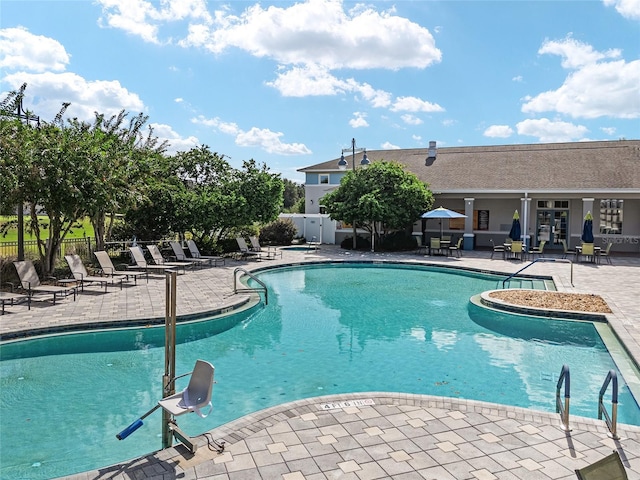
[293,140,640,254]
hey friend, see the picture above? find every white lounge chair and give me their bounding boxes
[169,241,211,268]
[159,360,215,418]
[186,240,225,267]
[235,237,261,261]
[13,260,77,305]
[128,246,185,275]
[94,250,147,284]
[65,254,124,292]
[249,236,281,259]
[147,244,193,270]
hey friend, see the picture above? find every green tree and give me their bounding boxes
[282,178,304,211]
[321,161,433,250]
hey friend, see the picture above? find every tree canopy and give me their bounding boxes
[321,161,433,248]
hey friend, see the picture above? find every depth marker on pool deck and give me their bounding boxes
[318,399,375,410]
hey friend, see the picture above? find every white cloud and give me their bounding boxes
[151,123,200,153]
[2,71,144,122]
[522,36,640,119]
[483,125,514,138]
[349,112,369,128]
[401,114,423,126]
[600,126,617,136]
[603,0,640,20]
[196,0,441,70]
[391,96,444,113]
[266,64,350,97]
[192,115,311,155]
[516,118,589,142]
[97,0,213,44]
[512,75,523,82]
[412,134,422,142]
[0,26,70,72]
[381,141,400,149]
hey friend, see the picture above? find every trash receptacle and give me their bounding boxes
[463,233,475,251]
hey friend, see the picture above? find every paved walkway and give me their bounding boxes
[2,246,640,479]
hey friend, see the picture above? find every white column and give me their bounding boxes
[521,197,532,249]
[463,198,475,250]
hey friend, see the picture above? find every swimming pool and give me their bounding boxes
[1,263,638,479]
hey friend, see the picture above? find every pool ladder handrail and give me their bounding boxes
[555,366,619,437]
[502,257,574,289]
[556,364,571,431]
[233,267,268,305]
[599,369,619,439]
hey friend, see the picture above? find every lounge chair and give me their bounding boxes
[575,450,628,479]
[94,251,147,284]
[128,246,186,275]
[449,237,463,258]
[65,254,124,292]
[158,359,215,418]
[235,237,261,261]
[147,244,193,271]
[186,240,225,267]
[490,239,505,260]
[13,260,77,306]
[169,241,211,268]
[249,236,282,259]
[0,291,29,314]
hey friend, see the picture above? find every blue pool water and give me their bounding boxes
[1,263,639,479]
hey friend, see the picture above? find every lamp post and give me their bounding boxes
[338,138,369,250]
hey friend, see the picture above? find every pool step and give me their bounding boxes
[501,278,549,290]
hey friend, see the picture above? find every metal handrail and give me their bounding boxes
[556,364,571,430]
[502,257,574,288]
[599,370,619,438]
[233,267,268,305]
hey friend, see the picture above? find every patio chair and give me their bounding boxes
[508,241,524,261]
[429,237,443,256]
[578,243,595,263]
[528,240,546,259]
[490,239,505,260]
[448,237,463,258]
[13,260,76,306]
[65,254,124,292]
[94,251,147,284]
[169,241,211,268]
[249,236,282,259]
[236,237,261,261]
[128,246,186,275]
[599,242,613,264]
[147,244,193,271]
[186,240,225,267]
[158,359,215,418]
[575,450,628,479]
[560,239,575,259]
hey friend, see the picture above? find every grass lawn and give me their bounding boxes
[0,216,95,242]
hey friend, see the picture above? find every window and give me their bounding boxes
[599,199,623,234]
[319,174,329,185]
[537,200,569,209]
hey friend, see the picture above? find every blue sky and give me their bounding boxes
[1,0,639,183]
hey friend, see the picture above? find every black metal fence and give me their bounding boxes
[0,237,94,262]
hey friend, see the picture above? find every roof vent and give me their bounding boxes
[425,140,437,166]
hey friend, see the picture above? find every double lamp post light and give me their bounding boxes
[338,138,370,250]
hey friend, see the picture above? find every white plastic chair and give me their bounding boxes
[159,360,215,418]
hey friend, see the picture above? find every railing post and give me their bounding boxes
[162,271,177,449]
[598,370,618,438]
[556,364,570,430]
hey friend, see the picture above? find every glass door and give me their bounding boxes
[535,210,568,250]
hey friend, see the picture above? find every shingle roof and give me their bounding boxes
[299,140,640,192]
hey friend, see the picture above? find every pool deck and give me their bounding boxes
[3,246,640,479]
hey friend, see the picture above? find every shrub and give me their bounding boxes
[379,231,418,251]
[340,235,371,250]
[259,218,297,246]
